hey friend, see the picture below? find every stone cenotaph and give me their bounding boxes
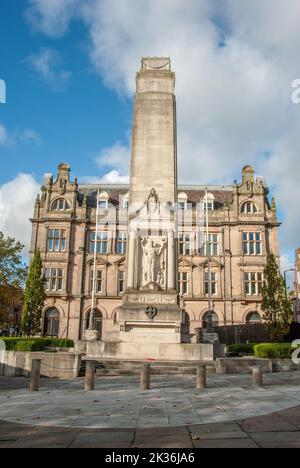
[115,58,215,361]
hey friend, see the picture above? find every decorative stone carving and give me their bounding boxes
[147,188,159,213]
[140,237,167,288]
[128,294,177,305]
[142,57,171,71]
[145,306,158,320]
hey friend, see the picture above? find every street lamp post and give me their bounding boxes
[89,189,100,331]
[205,189,214,333]
[284,268,295,302]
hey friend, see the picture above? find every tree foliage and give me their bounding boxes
[261,254,293,341]
[21,250,46,337]
[0,231,26,326]
[0,232,27,288]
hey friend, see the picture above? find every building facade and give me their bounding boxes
[29,162,280,342]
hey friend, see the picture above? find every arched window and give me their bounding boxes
[52,198,70,211]
[241,201,258,214]
[202,311,219,328]
[85,310,103,340]
[246,312,262,323]
[44,308,60,337]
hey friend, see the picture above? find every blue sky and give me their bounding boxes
[0,0,299,287]
[0,1,132,184]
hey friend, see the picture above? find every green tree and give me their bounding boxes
[0,231,27,326]
[261,254,293,341]
[21,250,46,337]
[0,231,26,288]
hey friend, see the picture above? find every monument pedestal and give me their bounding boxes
[86,340,218,362]
[119,289,183,344]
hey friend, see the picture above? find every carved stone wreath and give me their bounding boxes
[145,306,158,320]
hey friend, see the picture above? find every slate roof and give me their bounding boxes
[77,184,234,210]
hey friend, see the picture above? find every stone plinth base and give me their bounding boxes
[118,292,183,344]
[83,329,99,342]
[86,341,225,362]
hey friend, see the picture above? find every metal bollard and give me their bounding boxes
[29,359,41,392]
[196,365,207,389]
[140,363,151,390]
[252,366,263,386]
[85,360,96,391]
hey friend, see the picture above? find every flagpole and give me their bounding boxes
[205,188,213,331]
[89,188,100,331]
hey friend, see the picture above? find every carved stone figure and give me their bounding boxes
[141,237,166,287]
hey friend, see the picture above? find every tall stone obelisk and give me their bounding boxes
[119,57,183,347]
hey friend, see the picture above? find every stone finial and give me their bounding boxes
[242,165,255,183]
[57,163,71,181]
[271,197,277,212]
[35,194,40,207]
[43,173,53,187]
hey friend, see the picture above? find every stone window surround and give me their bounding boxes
[47,228,67,253]
[178,271,189,296]
[44,267,64,292]
[242,231,263,256]
[204,271,218,296]
[201,266,222,299]
[244,271,264,297]
[51,197,71,212]
[117,270,126,295]
[116,231,127,255]
[89,231,110,255]
[241,200,259,214]
[89,269,104,294]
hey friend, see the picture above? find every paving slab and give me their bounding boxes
[193,438,259,448]
[1,373,300,448]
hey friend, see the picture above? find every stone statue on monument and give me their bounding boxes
[141,237,166,287]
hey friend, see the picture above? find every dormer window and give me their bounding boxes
[123,194,129,210]
[99,200,108,210]
[241,201,258,214]
[178,193,188,210]
[52,198,70,211]
[203,193,214,212]
[98,191,109,210]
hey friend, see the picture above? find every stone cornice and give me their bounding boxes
[30,218,281,228]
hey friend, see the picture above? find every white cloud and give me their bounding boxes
[100,170,129,184]
[80,171,129,185]
[0,122,42,147]
[25,0,300,254]
[95,142,130,175]
[25,0,80,38]
[80,142,130,184]
[25,47,71,90]
[19,129,42,146]
[0,174,40,252]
